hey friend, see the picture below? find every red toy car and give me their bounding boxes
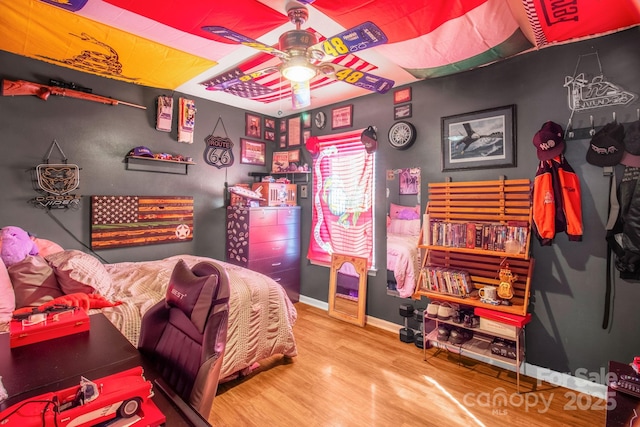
[0,366,164,427]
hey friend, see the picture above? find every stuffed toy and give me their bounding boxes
[0,226,38,267]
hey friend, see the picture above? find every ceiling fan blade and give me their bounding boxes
[323,63,394,94]
[204,66,280,91]
[291,80,311,110]
[310,22,388,59]
[201,26,289,60]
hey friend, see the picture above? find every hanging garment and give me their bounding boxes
[532,155,583,246]
[606,166,640,279]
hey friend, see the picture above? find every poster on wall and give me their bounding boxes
[90,195,193,249]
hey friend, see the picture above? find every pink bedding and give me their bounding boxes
[98,254,297,380]
[387,233,420,298]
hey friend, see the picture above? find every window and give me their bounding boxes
[307,129,375,269]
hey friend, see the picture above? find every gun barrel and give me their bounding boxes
[2,79,146,110]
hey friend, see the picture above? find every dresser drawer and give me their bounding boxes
[248,255,299,275]
[277,207,300,225]
[249,238,299,259]
[248,208,278,227]
[248,224,299,243]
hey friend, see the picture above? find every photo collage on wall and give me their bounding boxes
[244,111,314,173]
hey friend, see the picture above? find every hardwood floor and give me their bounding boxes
[211,303,605,427]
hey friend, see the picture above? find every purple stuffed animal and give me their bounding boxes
[0,226,39,267]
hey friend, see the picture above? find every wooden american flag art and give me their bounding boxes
[91,196,193,249]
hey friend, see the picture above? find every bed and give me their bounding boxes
[1,247,298,382]
[387,203,422,298]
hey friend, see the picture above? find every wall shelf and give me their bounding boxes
[125,156,195,175]
[413,178,535,317]
[249,171,310,183]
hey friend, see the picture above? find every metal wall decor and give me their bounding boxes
[32,139,81,209]
[203,116,234,168]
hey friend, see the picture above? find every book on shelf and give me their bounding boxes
[429,220,528,255]
[421,265,472,297]
[466,223,476,249]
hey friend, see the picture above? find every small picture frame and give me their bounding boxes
[240,138,266,166]
[394,104,412,120]
[303,129,311,144]
[399,168,420,195]
[245,113,262,138]
[331,104,353,130]
[288,116,301,147]
[264,130,275,142]
[302,112,312,129]
[272,151,290,173]
[288,149,301,164]
[393,87,412,104]
[279,133,287,148]
[264,118,275,131]
[279,119,287,134]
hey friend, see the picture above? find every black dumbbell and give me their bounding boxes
[399,304,415,343]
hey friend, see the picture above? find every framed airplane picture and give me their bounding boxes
[441,105,516,171]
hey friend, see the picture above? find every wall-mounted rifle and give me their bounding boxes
[1,78,146,110]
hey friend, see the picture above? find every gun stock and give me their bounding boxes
[1,79,146,110]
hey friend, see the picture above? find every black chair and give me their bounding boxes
[138,259,230,422]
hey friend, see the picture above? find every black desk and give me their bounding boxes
[0,313,195,426]
[607,361,640,427]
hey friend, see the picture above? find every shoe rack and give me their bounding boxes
[424,307,527,393]
[414,177,534,392]
[412,177,535,316]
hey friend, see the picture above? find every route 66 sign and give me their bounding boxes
[204,134,234,168]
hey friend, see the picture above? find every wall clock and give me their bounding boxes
[314,111,326,129]
[388,121,417,150]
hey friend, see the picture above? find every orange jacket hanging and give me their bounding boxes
[532,155,583,246]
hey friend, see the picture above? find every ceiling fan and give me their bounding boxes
[201,3,395,109]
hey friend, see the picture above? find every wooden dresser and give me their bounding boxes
[225,205,300,302]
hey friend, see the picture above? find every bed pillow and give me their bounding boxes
[388,219,422,236]
[9,255,64,308]
[0,258,15,322]
[389,203,420,220]
[33,237,64,258]
[45,250,114,299]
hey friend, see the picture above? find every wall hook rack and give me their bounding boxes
[565,112,637,141]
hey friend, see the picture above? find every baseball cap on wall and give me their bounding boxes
[586,121,625,167]
[620,120,640,167]
[361,126,377,153]
[532,121,565,160]
[128,146,154,157]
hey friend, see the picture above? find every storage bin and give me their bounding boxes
[479,317,517,339]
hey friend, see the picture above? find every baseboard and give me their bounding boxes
[296,296,607,399]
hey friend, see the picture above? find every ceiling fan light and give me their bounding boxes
[281,56,316,82]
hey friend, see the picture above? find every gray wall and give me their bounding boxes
[1,27,639,379]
